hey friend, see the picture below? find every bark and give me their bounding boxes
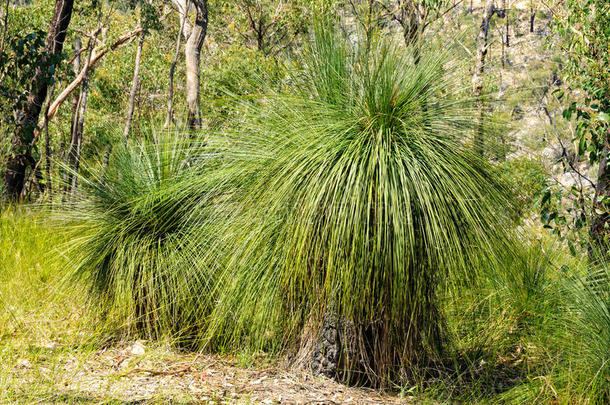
[472,0,497,155]
[175,0,207,131]
[66,68,91,194]
[66,33,96,195]
[505,0,509,47]
[0,0,9,62]
[124,32,145,141]
[3,0,74,199]
[63,36,80,188]
[44,84,54,198]
[165,9,186,128]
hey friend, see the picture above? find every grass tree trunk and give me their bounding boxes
[124,32,145,141]
[472,0,496,156]
[3,0,74,199]
[183,0,207,131]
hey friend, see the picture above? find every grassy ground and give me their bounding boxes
[0,209,596,404]
[0,208,415,403]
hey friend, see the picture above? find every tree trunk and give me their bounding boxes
[44,25,143,125]
[529,4,535,33]
[3,0,73,199]
[182,0,207,131]
[165,10,185,128]
[0,0,9,61]
[66,68,91,194]
[505,1,509,48]
[66,33,97,195]
[124,32,145,141]
[472,0,496,156]
[44,84,54,198]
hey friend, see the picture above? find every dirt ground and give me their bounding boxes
[7,342,412,404]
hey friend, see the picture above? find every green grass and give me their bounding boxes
[0,207,99,401]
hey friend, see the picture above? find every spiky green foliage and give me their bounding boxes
[202,25,515,385]
[60,136,217,340]
[562,263,610,404]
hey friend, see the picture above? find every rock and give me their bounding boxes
[129,341,146,356]
[16,359,32,369]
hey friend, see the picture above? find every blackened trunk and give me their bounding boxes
[3,0,73,199]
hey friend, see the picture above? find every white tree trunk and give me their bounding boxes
[173,0,207,132]
[124,32,145,141]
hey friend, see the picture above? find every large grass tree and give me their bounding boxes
[203,24,514,386]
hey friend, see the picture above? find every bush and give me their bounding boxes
[202,24,516,386]
[60,136,218,340]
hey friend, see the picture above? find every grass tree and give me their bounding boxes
[60,136,219,340]
[203,24,515,386]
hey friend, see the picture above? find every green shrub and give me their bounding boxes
[202,24,516,386]
[500,156,549,210]
[562,263,610,404]
[60,136,218,340]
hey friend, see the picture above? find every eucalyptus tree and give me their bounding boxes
[376,0,454,55]
[472,0,504,155]
[549,0,610,250]
[123,0,162,140]
[232,0,308,55]
[172,0,207,131]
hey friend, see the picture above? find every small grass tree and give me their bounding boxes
[204,24,514,386]
[61,136,218,341]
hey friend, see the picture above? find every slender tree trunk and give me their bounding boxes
[44,84,54,199]
[182,0,207,132]
[500,27,505,68]
[472,0,496,156]
[529,3,535,33]
[66,69,91,194]
[124,32,145,141]
[0,0,9,62]
[165,9,186,128]
[66,32,97,195]
[3,0,74,199]
[505,1,509,48]
[63,36,80,188]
